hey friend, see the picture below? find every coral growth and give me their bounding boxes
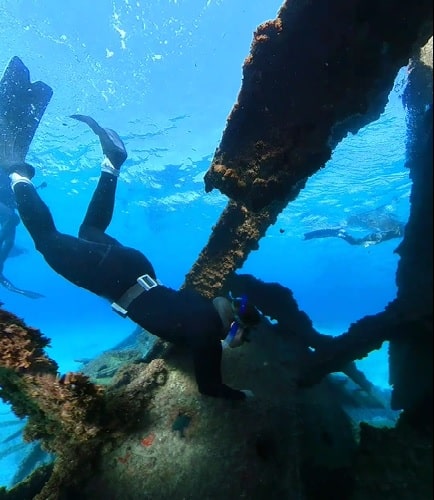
[0,307,167,498]
[0,311,54,373]
[104,359,167,428]
[0,308,106,497]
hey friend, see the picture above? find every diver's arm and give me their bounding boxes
[350,228,404,247]
[373,227,405,243]
[336,230,364,245]
[0,273,44,299]
[192,340,246,400]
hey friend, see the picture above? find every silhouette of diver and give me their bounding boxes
[0,56,51,298]
[304,223,405,247]
[2,58,262,400]
[304,204,405,248]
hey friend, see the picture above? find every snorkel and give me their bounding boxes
[222,294,248,349]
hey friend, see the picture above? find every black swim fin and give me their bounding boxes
[0,56,53,164]
[70,114,127,168]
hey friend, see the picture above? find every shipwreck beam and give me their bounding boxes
[184,199,288,297]
[204,0,432,212]
[185,0,432,298]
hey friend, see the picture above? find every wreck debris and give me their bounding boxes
[187,2,433,433]
[353,420,433,498]
[184,199,288,297]
[0,2,432,498]
[225,273,385,394]
[297,303,431,387]
[73,327,303,500]
[390,38,433,425]
[0,308,105,498]
[186,0,432,297]
[296,37,433,422]
[204,0,432,211]
[104,359,167,428]
[0,308,167,498]
[0,314,105,447]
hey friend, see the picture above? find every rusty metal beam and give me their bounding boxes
[204,0,432,211]
[186,0,432,297]
[184,199,288,297]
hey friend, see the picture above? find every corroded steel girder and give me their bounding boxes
[184,199,288,298]
[187,0,432,297]
[204,0,432,212]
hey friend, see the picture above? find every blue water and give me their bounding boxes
[1,0,410,489]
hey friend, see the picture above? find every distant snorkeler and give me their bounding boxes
[304,205,406,248]
[2,57,262,401]
[0,56,51,299]
[304,224,405,247]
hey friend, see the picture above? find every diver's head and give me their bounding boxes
[213,294,261,348]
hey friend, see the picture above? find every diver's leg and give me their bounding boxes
[0,216,18,272]
[9,176,115,290]
[0,203,19,246]
[337,230,362,245]
[303,228,342,240]
[78,172,122,244]
[10,175,57,247]
[70,114,127,171]
[74,116,127,244]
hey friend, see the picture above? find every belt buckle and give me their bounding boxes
[111,302,128,317]
[137,274,159,291]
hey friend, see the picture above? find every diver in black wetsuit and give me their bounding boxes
[2,92,261,399]
[0,172,21,281]
[304,223,405,247]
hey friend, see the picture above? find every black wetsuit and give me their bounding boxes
[304,225,405,246]
[0,170,19,272]
[13,172,244,400]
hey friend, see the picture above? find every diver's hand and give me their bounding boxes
[240,389,255,399]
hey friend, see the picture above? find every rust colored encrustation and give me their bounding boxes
[204,0,431,211]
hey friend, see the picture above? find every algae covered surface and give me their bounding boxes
[80,327,301,499]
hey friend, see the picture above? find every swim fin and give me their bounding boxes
[70,114,127,168]
[0,56,53,165]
